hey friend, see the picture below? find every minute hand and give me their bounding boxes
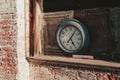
[67,29,76,43]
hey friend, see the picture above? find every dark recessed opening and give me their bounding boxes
[43,0,120,12]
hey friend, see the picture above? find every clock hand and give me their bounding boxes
[71,39,76,48]
[67,29,76,43]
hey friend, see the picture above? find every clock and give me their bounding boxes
[56,19,89,54]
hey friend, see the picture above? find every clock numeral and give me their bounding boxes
[62,31,65,35]
[66,43,69,47]
[65,28,68,32]
[76,41,80,44]
[62,41,65,44]
[69,27,72,31]
[60,35,64,38]
[76,32,80,36]
[70,45,72,49]
[78,37,81,40]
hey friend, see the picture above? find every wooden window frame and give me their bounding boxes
[26,0,44,57]
[25,0,120,68]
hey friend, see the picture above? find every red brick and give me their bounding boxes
[2,58,12,62]
[2,47,13,53]
[0,31,5,36]
[0,62,7,67]
[2,26,11,31]
[6,41,13,45]
[0,41,7,46]
[7,53,13,57]
[0,1,17,80]
[2,36,12,41]
[0,20,16,25]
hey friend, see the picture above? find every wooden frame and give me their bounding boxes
[26,0,120,61]
[26,0,43,57]
[25,0,30,57]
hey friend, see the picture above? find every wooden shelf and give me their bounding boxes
[27,55,120,69]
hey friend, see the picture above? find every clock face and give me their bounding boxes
[59,25,83,51]
[56,19,89,54]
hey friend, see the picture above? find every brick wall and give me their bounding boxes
[0,0,17,80]
[0,0,29,80]
[29,61,120,80]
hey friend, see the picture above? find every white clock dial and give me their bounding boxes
[59,26,82,51]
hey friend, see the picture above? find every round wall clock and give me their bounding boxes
[56,19,89,54]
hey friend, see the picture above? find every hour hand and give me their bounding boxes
[67,29,76,43]
[71,39,76,48]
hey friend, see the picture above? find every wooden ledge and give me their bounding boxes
[27,55,120,69]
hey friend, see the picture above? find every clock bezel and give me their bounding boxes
[56,19,89,54]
